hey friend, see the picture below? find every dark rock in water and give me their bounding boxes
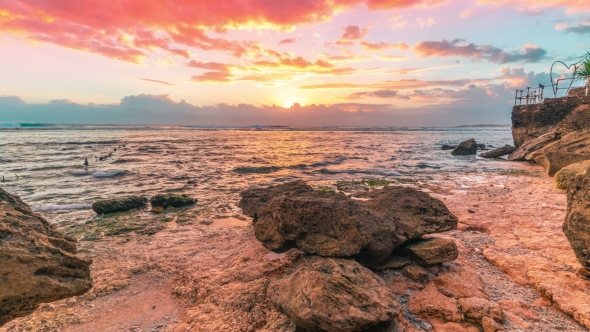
[480,145,516,158]
[563,170,590,271]
[398,238,458,266]
[0,188,92,326]
[150,194,196,208]
[442,144,457,150]
[451,139,478,156]
[238,180,457,263]
[477,144,486,150]
[267,255,401,332]
[92,196,148,215]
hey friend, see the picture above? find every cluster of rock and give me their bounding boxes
[0,188,92,326]
[91,193,196,215]
[445,139,517,159]
[239,180,461,331]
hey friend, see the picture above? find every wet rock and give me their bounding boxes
[150,194,196,209]
[267,255,401,332]
[239,181,458,263]
[477,144,487,150]
[533,151,590,177]
[555,160,590,189]
[480,145,516,158]
[442,144,457,150]
[458,297,505,324]
[451,139,478,156]
[0,188,92,326]
[92,196,148,215]
[400,238,458,266]
[563,170,590,271]
[403,265,429,281]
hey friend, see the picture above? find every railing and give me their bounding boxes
[515,84,545,106]
[554,75,589,98]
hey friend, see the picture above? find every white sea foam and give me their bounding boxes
[69,170,92,176]
[92,170,125,178]
[33,203,92,211]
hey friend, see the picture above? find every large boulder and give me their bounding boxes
[555,160,590,189]
[238,181,458,263]
[480,145,516,158]
[267,255,401,332]
[92,196,148,215]
[451,139,478,156]
[563,171,590,271]
[0,189,92,326]
[150,194,196,209]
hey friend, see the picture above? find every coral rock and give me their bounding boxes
[267,255,401,332]
[92,196,147,215]
[150,194,196,209]
[0,188,92,326]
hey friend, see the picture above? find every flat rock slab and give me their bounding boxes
[267,255,401,332]
[480,145,516,158]
[0,188,92,326]
[238,180,458,263]
[400,238,458,266]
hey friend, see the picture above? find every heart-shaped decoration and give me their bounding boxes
[550,61,578,97]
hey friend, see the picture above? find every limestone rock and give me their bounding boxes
[481,316,504,332]
[563,170,590,271]
[555,160,590,189]
[400,238,458,266]
[480,145,516,158]
[451,139,478,156]
[92,196,148,215]
[238,181,458,263]
[533,151,590,177]
[0,188,92,326]
[403,265,429,281]
[408,284,463,322]
[267,255,401,332]
[150,194,196,209]
[508,132,556,161]
[458,297,505,324]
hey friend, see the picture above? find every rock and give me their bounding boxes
[0,188,92,326]
[480,145,516,158]
[563,170,590,270]
[267,256,401,332]
[533,151,590,177]
[451,139,478,156]
[403,265,429,281]
[407,284,463,322]
[477,144,487,150]
[497,300,539,322]
[363,254,412,270]
[481,316,504,332]
[399,238,458,266]
[442,144,457,150]
[150,194,196,209]
[238,181,458,263]
[92,196,147,215]
[458,297,505,323]
[151,206,165,213]
[553,160,590,190]
[507,132,556,161]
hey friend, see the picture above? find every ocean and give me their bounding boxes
[0,125,532,224]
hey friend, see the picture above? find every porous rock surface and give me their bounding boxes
[399,237,459,265]
[267,255,401,332]
[451,139,478,156]
[92,196,148,215]
[150,194,196,209]
[0,188,92,326]
[554,160,590,189]
[563,169,590,271]
[238,180,458,263]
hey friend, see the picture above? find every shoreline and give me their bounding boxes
[2,167,588,331]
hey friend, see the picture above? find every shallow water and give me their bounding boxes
[0,127,533,223]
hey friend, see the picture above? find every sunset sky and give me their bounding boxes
[1,0,589,126]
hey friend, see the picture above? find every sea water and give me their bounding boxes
[0,126,532,223]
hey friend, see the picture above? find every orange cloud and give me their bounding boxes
[191,71,233,83]
[360,41,409,51]
[477,0,590,14]
[279,38,297,45]
[137,78,176,86]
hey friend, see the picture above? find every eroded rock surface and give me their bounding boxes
[92,196,148,215]
[238,180,458,263]
[150,194,196,209]
[563,169,590,271]
[267,255,401,332]
[0,188,92,326]
[554,160,590,189]
[451,139,478,156]
[400,237,459,265]
[480,145,516,158]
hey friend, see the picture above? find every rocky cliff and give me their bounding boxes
[0,188,92,326]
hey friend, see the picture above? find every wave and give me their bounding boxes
[33,203,92,211]
[69,170,92,176]
[318,168,402,176]
[92,170,126,178]
[111,158,142,164]
[30,165,68,171]
[311,156,347,167]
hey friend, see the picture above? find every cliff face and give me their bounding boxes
[511,88,590,148]
[0,188,92,326]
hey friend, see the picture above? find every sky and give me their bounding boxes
[0,0,589,126]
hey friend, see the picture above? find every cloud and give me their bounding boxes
[138,78,176,86]
[299,78,490,91]
[191,71,234,83]
[477,0,590,14]
[186,60,233,72]
[342,25,369,40]
[345,89,403,100]
[0,95,25,105]
[415,18,436,28]
[563,22,590,34]
[279,38,297,45]
[413,39,547,64]
[360,41,409,51]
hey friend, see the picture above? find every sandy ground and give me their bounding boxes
[2,167,589,332]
